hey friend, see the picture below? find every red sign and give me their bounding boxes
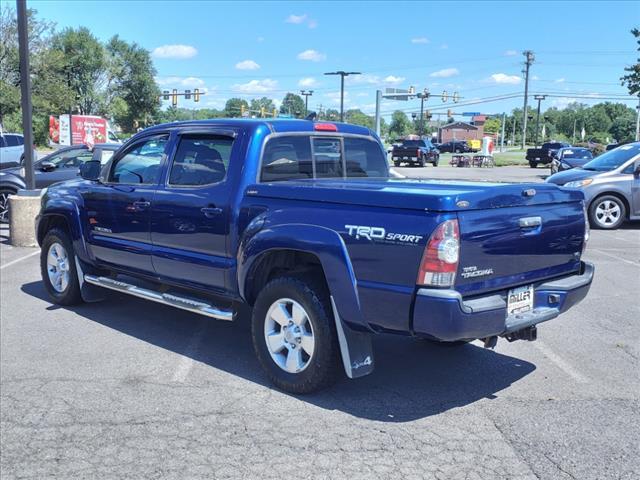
[71,116,108,148]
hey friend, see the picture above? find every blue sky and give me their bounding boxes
[31,0,639,119]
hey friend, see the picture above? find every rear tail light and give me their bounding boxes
[417,219,460,287]
[417,149,420,157]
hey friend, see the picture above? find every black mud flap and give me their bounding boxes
[75,257,105,303]
[330,297,374,379]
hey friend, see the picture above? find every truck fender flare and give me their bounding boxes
[38,206,91,264]
[238,223,375,378]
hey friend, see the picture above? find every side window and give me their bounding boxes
[345,137,388,178]
[5,135,20,147]
[61,151,93,168]
[261,136,312,182]
[110,136,168,184]
[0,136,6,148]
[169,135,233,186]
[621,162,635,175]
[313,137,343,178]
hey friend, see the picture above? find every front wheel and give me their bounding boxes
[0,188,16,224]
[589,195,626,230]
[40,228,83,305]
[251,276,341,394]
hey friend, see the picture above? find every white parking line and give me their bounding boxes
[533,341,588,384]
[171,321,207,383]
[590,248,639,267]
[0,250,40,271]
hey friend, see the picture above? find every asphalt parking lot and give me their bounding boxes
[1,166,639,479]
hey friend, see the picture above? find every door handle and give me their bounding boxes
[519,216,541,228]
[201,206,223,218]
[132,201,150,210]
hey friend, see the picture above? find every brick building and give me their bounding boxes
[438,115,487,142]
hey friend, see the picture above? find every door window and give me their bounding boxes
[169,135,233,186]
[261,136,312,182]
[110,136,168,184]
[0,136,6,148]
[5,135,21,147]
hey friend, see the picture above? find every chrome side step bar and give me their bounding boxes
[84,275,233,321]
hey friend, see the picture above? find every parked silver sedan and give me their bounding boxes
[546,142,640,229]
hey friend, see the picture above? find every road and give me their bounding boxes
[1,167,639,479]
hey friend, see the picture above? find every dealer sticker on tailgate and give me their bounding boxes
[507,284,534,315]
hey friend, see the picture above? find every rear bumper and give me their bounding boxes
[412,261,594,341]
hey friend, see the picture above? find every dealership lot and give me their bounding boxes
[1,166,639,479]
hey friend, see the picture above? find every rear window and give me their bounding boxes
[401,140,423,147]
[260,135,387,182]
[5,135,22,147]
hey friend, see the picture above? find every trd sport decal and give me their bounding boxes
[345,225,423,244]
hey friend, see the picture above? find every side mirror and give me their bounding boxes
[39,161,56,172]
[79,160,102,181]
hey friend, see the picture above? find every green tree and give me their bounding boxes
[104,35,160,132]
[280,93,305,118]
[483,117,501,134]
[388,110,411,139]
[323,108,339,121]
[344,109,374,129]
[224,98,248,117]
[621,28,640,96]
[50,27,106,114]
[250,97,275,116]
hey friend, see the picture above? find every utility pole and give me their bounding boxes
[521,50,535,150]
[572,117,577,144]
[636,97,640,141]
[374,90,382,136]
[417,89,430,137]
[300,90,313,116]
[17,0,34,190]
[500,112,506,152]
[324,71,361,122]
[533,94,546,148]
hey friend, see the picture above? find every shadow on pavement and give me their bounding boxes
[21,280,536,422]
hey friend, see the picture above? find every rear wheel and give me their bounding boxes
[251,276,341,394]
[0,188,16,224]
[393,161,400,167]
[529,161,538,168]
[420,155,426,167]
[589,195,626,230]
[40,228,83,305]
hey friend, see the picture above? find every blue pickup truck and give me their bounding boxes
[36,119,594,393]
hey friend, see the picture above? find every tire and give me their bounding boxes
[588,195,626,230]
[19,153,25,165]
[432,156,439,167]
[529,161,538,168]
[0,188,16,224]
[394,161,400,167]
[454,148,461,154]
[420,155,426,167]
[251,276,341,394]
[40,228,83,305]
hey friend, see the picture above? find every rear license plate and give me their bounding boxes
[507,284,534,315]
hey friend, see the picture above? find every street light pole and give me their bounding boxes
[324,71,361,122]
[16,0,35,190]
[533,94,546,148]
[300,90,313,116]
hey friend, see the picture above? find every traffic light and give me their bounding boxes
[442,90,448,102]
[260,107,265,118]
[447,109,454,118]
[185,89,191,100]
[240,105,245,117]
[163,90,169,100]
[171,89,178,107]
[425,110,432,120]
[194,88,200,102]
[452,92,459,103]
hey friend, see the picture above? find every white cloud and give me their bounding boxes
[383,75,405,85]
[551,97,578,110]
[235,60,260,70]
[285,14,307,24]
[152,44,197,59]
[531,75,540,81]
[257,36,265,43]
[232,79,278,93]
[308,19,318,29]
[430,68,459,78]
[555,78,566,83]
[298,77,318,87]
[297,49,326,62]
[411,37,429,44]
[504,49,518,56]
[490,73,521,84]
[156,76,205,88]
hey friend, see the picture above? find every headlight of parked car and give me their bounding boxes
[564,178,593,188]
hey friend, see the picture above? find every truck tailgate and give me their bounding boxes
[456,201,585,296]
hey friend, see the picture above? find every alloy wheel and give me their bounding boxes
[46,242,70,293]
